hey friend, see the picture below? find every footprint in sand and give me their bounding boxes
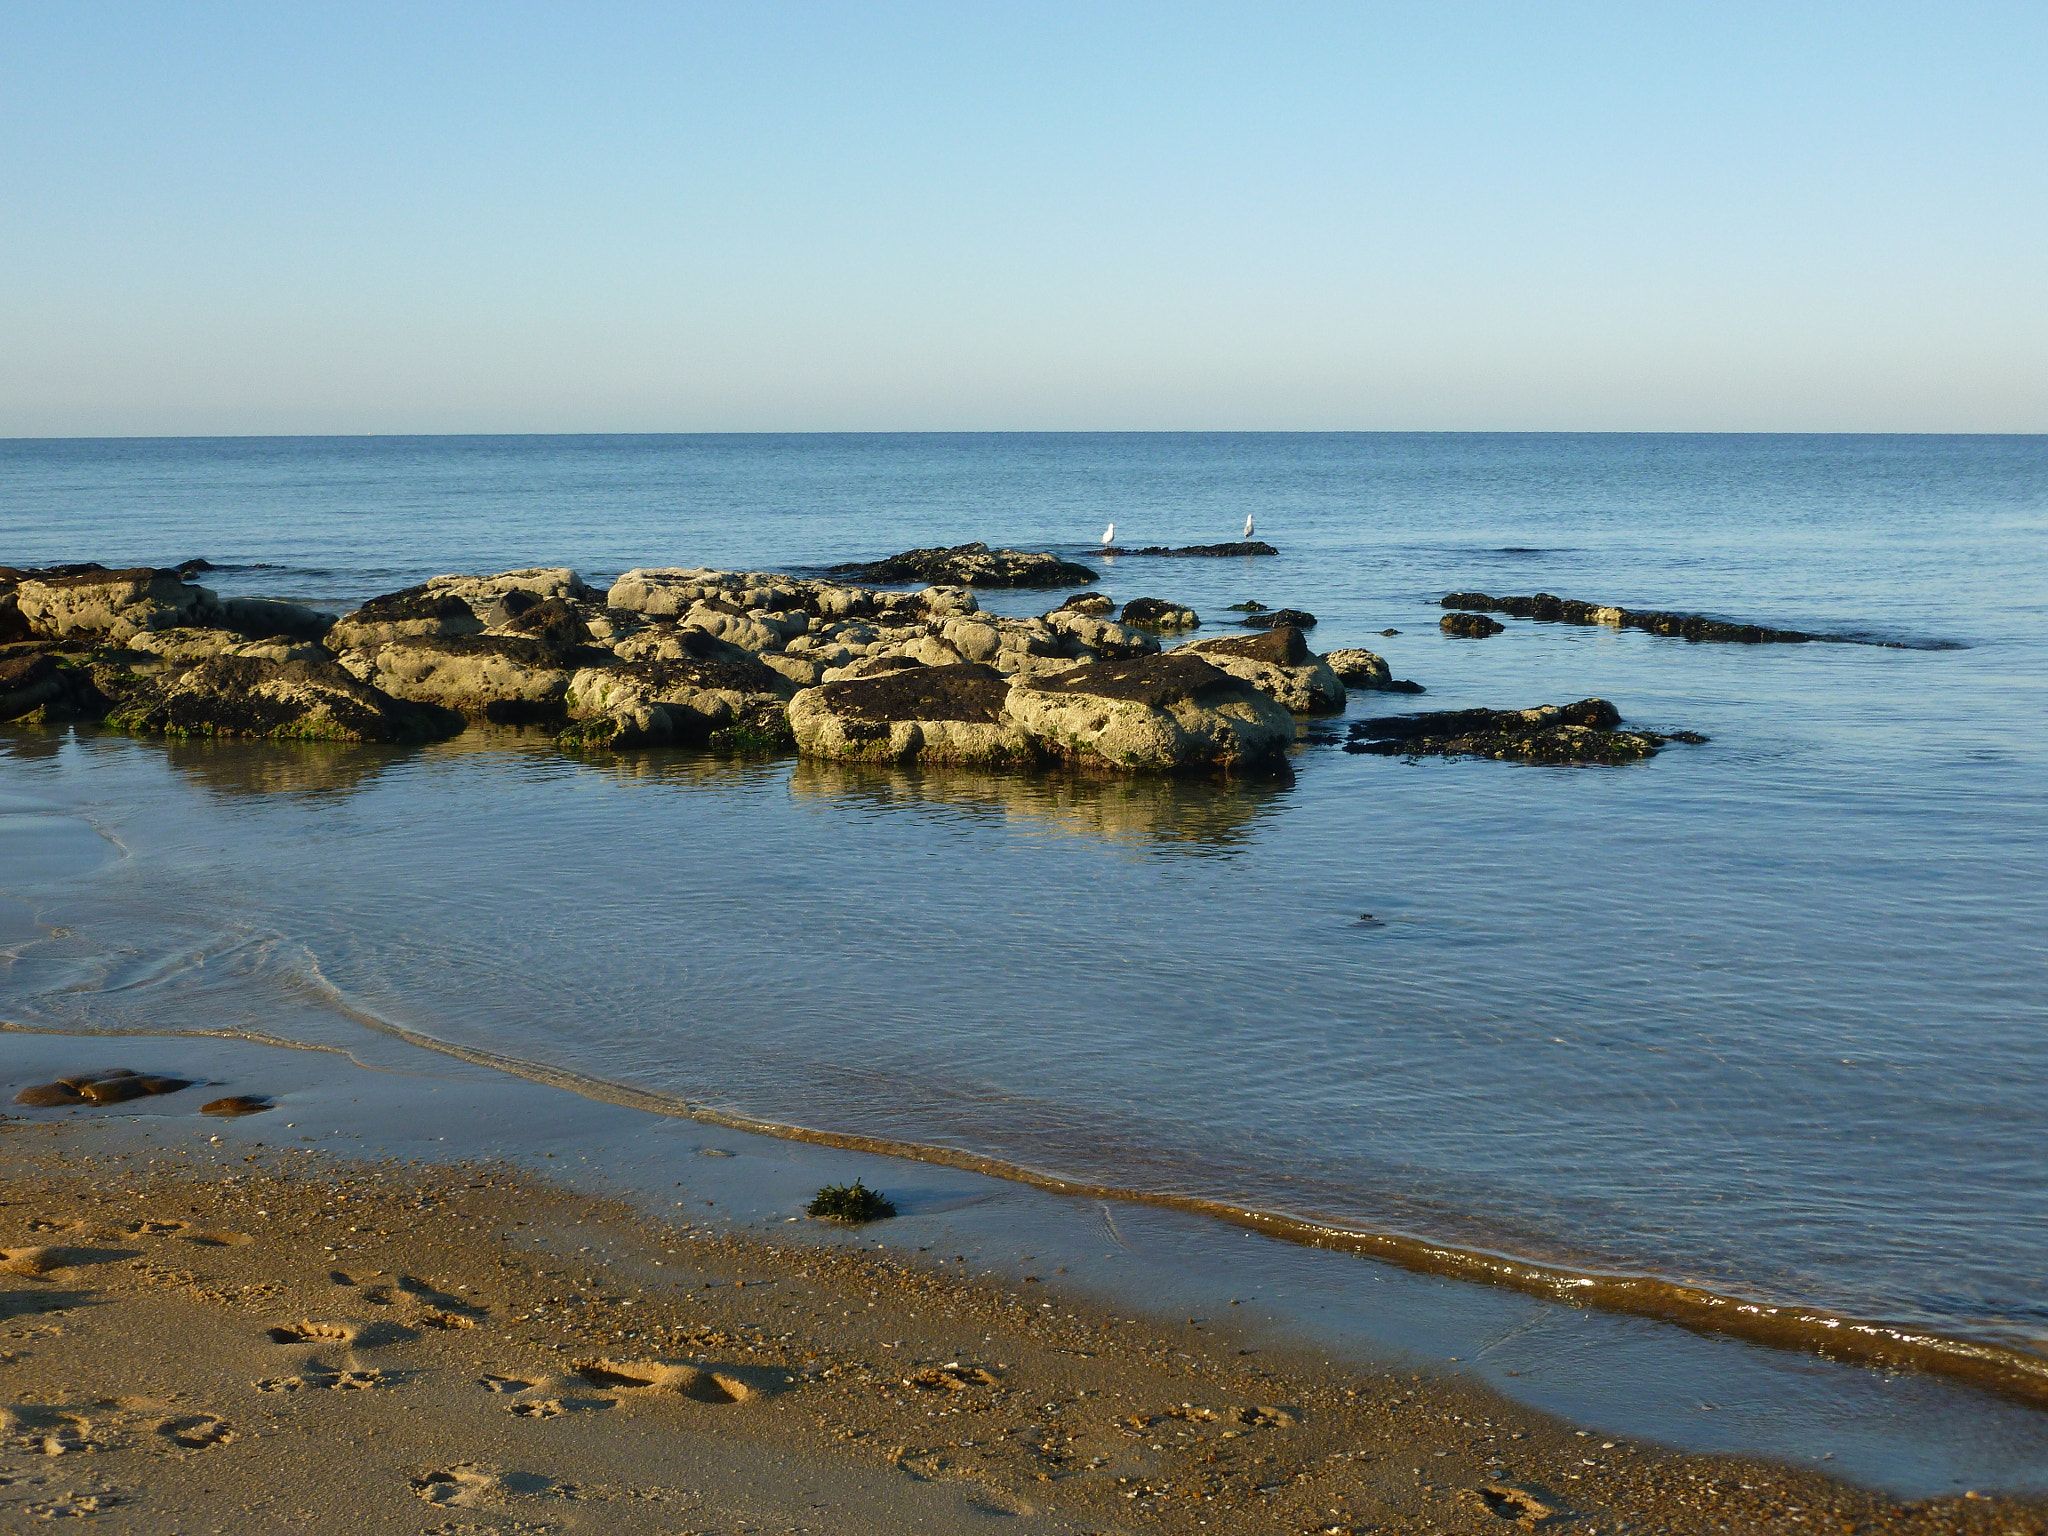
[410,1464,567,1508]
[415,1308,478,1330]
[573,1359,757,1404]
[1476,1481,1559,1525]
[1,1405,109,1456]
[256,1368,384,1393]
[178,1229,253,1248]
[479,1375,534,1394]
[265,1320,358,1345]
[509,1399,564,1419]
[155,1413,235,1449]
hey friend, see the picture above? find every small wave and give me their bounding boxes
[18,1004,2043,1412]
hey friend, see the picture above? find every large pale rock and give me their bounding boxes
[1169,626,1344,714]
[564,652,791,748]
[1041,610,1159,660]
[1005,654,1294,771]
[16,568,219,640]
[345,633,600,723]
[426,567,593,610]
[1323,647,1426,694]
[789,663,1038,767]
[607,568,809,618]
[104,656,459,743]
[328,586,486,650]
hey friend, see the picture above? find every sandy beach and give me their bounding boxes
[4,1033,2042,1536]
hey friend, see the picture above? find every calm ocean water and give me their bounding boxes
[3,434,2045,1369]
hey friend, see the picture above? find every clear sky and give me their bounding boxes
[3,2,2043,434]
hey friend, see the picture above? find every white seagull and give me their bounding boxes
[1101,521,1116,547]
[1243,513,1256,538]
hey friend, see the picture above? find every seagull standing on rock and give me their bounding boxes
[1102,522,1116,547]
[1243,513,1256,538]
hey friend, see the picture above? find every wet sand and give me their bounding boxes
[4,1039,2045,1534]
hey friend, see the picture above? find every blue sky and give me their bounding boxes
[3,2,2042,433]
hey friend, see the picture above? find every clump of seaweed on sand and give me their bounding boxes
[806,1179,896,1222]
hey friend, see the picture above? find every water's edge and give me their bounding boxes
[10,1013,2044,1414]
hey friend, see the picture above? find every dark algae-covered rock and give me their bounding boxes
[1237,607,1316,630]
[1117,596,1200,631]
[829,542,1099,588]
[107,656,462,743]
[1346,698,1708,765]
[1440,611,1506,638]
[15,1069,193,1107]
[1436,590,1939,646]
[1102,541,1278,557]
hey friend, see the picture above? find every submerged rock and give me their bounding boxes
[1169,626,1345,714]
[828,542,1099,589]
[1118,597,1201,631]
[14,1070,192,1107]
[1440,590,1827,644]
[202,1095,274,1116]
[1345,699,1707,765]
[106,656,462,743]
[1440,612,1506,638]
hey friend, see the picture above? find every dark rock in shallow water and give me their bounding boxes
[106,656,462,742]
[1438,590,1870,645]
[15,1069,190,1107]
[829,542,1099,589]
[1238,608,1316,630]
[1052,591,1115,616]
[1346,698,1706,765]
[1226,600,1268,612]
[202,1095,273,1117]
[1440,611,1506,638]
[1102,541,1278,558]
[0,652,108,722]
[1118,597,1200,631]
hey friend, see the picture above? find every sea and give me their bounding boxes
[3,433,2045,1422]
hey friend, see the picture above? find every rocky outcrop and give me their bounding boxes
[1440,591,1828,644]
[105,656,461,743]
[1345,699,1707,765]
[1168,626,1344,714]
[1101,541,1278,557]
[1008,654,1293,770]
[1440,612,1506,638]
[828,542,1099,589]
[15,567,221,640]
[1238,608,1316,630]
[1118,597,1200,631]
[1323,648,1424,693]
[218,597,334,641]
[789,663,1038,767]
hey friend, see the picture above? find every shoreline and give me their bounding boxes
[12,1010,2047,1420]
[5,1025,2048,1515]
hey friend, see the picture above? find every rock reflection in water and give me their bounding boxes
[788,760,1290,852]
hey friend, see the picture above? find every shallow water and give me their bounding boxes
[3,433,2046,1382]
